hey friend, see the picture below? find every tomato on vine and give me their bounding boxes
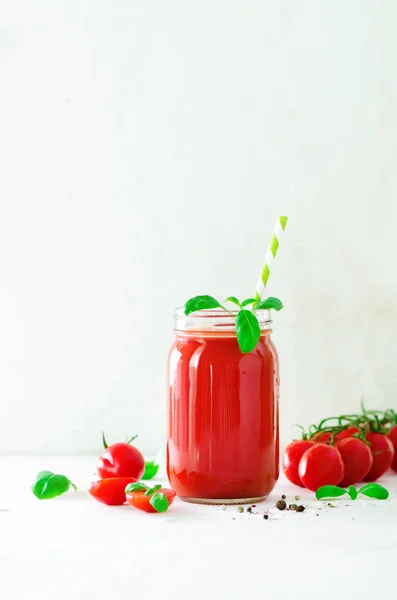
[298,444,344,491]
[336,437,373,486]
[334,426,360,442]
[387,426,397,473]
[363,432,394,481]
[282,440,315,486]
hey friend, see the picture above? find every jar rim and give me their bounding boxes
[174,307,272,332]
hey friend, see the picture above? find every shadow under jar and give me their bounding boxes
[167,308,280,504]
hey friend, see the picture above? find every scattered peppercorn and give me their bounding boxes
[251,505,256,508]
[281,495,286,500]
[295,495,300,501]
[263,514,269,520]
[247,507,252,513]
[289,503,298,510]
[296,505,305,512]
[237,506,244,513]
[276,500,286,510]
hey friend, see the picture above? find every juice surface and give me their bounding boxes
[167,331,279,501]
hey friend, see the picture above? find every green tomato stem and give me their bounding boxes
[126,434,139,444]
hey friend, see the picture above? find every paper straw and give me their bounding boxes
[254,216,288,301]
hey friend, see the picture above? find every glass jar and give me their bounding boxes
[167,308,279,504]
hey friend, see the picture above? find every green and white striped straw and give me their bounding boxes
[254,216,288,301]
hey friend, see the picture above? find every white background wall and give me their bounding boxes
[0,1,396,455]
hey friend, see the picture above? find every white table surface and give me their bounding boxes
[1,456,396,600]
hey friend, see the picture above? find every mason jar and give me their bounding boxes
[167,308,279,504]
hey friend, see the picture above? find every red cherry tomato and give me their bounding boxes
[334,426,360,442]
[336,437,373,486]
[310,431,331,444]
[363,432,394,481]
[282,440,315,486]
[88,477,136,505]
[298,444,344,491]
[126,488,176,513]
[97,441,145,481]
[387,426,397,473]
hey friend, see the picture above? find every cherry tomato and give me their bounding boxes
[336,437,373,486]
[310,431,331,443]
[97,440,145,481]
[387,425,397,473]
[282,440,315,486]
[88,477,136,505]
[298,444,344,491]
[334,426,360,442]
[363,432,394,481]
[126,488,176,513]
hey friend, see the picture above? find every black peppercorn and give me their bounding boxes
[296,505,305,512]
[276,500,286,510]
[263,514,269,520]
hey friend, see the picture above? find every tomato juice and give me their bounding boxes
[167,309,279,503]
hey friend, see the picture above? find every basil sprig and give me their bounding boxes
[32,470,77,500]
[142,449,163,480]
[125,482,149,493]
[184,295,283,354]
[316,483,389,501]
[124,481,170,513]
[144,484,161,496]
[150,492,169,513]
[142,461,160,480]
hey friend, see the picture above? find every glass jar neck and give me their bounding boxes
[174,307,272,334]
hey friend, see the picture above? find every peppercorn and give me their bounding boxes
[295,495,300,501]
[237,506,244,513]
[289,503,298,510]
[263,514,269,520]
[297,505,305,512]
[276,500,286,510]
[281,494,286,500]
[247,507,252,513]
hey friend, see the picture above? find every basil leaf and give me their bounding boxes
[149,492,169,513]
[142,461,160,480]
[255,297,284,311]
[144,484,162,496]
[36,470,54,480]
[347,485,358,500]
[32,471,76,500]
[315,486,347,500]
[125,482,148,493]
[185,295,221,315]
[240,298,256,308]
[225,296,240,307]
[235,309,261,354]
[358,483,389,500]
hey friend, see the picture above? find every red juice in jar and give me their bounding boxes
[167,308,279,504]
